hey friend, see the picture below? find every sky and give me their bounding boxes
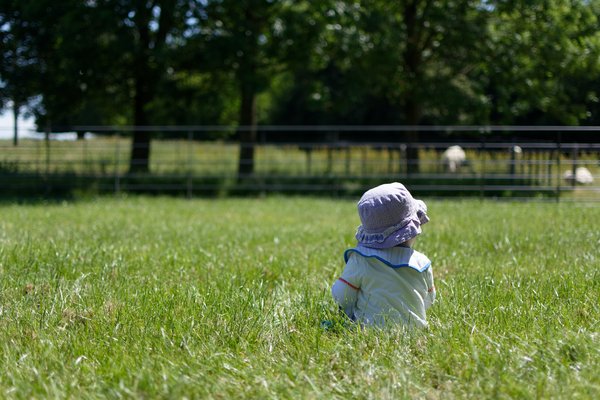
[0,112,85,141]
[0,112,37,140]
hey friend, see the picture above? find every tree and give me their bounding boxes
[199,0,297,179]
[0,0,46,145]
[357,1,489,171]
[98,0,194,173]
[0,16,33,145]
[484,0,600,126]
[0,0,133,140]
[268,1,382,126]
[268,1,491,155]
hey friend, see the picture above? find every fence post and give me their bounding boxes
[305,146,312,175]
[114,134,121,195]
[44,124,51,195]
[571,144,578,190]
[361,146,367,176]
[44,125,50,176]
[345,143,351,175]
[479,137,486,199]
[83,133,87,174]
[258,127,266,196]
[556,132,561,202]
[546,146,552,186]
[509,141,516,179]
[400,144,407,176]
[187,130,193,198]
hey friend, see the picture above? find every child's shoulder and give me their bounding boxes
[344,246,431,272]
[408,249,431,271]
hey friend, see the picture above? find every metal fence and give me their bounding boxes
[1,125,599,200]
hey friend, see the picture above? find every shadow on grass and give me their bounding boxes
[0,170,561,201]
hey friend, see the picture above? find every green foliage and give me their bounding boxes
[0,197,598,398]
[484,0,600,124]
[3,0,600,132]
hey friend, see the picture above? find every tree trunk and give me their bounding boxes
[129,44,152,173]
[405,101,422,175]
[128,7,153,174]
[402,0,424,174]
[12,103,19,147]
[129,81,151,173]
[237,81,257,180]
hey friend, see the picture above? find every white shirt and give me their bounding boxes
[332,245,436,328]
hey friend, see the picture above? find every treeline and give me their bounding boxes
[2,1,600,173]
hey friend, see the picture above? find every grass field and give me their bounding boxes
[0,197,598,399]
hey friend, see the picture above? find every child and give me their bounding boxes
[332,182,435,328]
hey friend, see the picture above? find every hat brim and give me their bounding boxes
[357,218,423,249]
[414,199,430,225]
[356,197,429,249]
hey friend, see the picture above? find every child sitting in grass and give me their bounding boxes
[332,182,436,328]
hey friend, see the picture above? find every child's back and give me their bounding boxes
[332,182,436,328]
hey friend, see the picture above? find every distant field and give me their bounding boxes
[2,137,598,177]
[2,137,599,199]
[0,197,598,398]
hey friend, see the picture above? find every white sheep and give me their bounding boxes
[511,145,523,157]
[563,167,594,185]
[441,145,467,172]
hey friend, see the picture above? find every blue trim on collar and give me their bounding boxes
[344,248,431,272]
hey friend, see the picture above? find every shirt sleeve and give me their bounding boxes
[331,255,364,320]
[423,266,436,310]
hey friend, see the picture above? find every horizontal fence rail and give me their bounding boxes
[0,125,599,200]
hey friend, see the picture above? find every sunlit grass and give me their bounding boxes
[0,197,598,398]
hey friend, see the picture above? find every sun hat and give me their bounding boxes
[355,182,429,249]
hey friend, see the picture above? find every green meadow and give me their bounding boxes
[0,197,598,399]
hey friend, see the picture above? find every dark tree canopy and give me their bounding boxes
[2,0,600,172]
